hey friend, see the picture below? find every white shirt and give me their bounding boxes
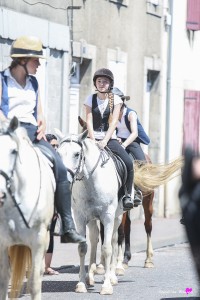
[0,68,38,125]
[117,107,137,139]
[84,93,122,140]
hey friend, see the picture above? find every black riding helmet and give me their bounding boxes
[93,68,114,92]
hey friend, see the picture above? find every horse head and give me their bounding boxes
[0,116,40,209]
[56,129,89,181]
[0,117,20,205]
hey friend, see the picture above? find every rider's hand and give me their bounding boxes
[37,118,46,141]
[117,137,122,144]
[98,139,107,149]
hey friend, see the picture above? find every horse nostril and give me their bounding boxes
[0,191,6,205]
[0,191,6,200]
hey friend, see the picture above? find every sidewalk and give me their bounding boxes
[51,215,187,269]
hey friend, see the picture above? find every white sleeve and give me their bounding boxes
[84,94,93,107]
[113,94,123,106]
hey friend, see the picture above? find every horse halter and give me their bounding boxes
[59,137,85,182]
[59,137,110,183]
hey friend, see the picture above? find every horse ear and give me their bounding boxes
[54,128,65,140]
[78,129,88,142]
[8,116,19,132]
[78,116,87,130]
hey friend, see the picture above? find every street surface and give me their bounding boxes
[17,217,200,299]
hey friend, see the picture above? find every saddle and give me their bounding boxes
[104,147,127,188]
[35,144,56,175]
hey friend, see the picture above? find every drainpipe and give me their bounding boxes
[164,0,173,217]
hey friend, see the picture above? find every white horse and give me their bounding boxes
[0,117,55,300]
[57,130,124,295]
[57,129,183,295]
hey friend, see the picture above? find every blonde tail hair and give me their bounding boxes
[9,245,32,299]
[134,156,184,193]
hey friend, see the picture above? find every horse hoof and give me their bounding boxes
[115,267,125,276]
[122,262,129,269]
[86,278,95,286]
[96,264,105,275]
[144,261,154,268]
[75,282,87,293]
[111,276,118,285]
[100,285,113,295]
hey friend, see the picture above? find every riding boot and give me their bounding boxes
[133,186,143,207]
[55,181,86,243]
[122,170,134,210]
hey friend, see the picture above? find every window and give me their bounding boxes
[186,0,200,31]
[146,0,161,17]
[109,0,129,7]
[183,90,200,152]
[147,0,159,5]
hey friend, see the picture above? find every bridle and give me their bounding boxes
[0,131,41,229]
[59,137,110,183]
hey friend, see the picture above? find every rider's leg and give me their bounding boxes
[55,179,86,243]
[46,145,85,243]
[126,142,146,206]
[107,139,134,210]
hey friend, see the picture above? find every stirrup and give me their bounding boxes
[133,188,143,207]
[122,194,134,211]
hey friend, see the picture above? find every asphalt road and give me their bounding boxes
[17,216,200,300]
[19,243,200,300]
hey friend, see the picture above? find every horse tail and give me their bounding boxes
[9,245,32,299]
[134,156,183,193]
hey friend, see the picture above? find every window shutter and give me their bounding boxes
[183,90,200,152]
[186,0,200,31]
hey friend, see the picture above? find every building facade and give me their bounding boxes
[0,0,186,217]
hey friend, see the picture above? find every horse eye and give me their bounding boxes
[75,152,80,159]
[11,149,17,155]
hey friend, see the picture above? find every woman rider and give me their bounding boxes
[117,100,151,205]
[0,35,85,244]
[84,68,139,210]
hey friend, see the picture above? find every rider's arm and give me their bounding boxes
[36,89,46,140]
[85,105,95,140]
[0,79,8,122]
[102,103,121,146]
[122,111,138,148]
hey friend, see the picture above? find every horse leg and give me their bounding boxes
[0,247,10,300]
[143,192,154,268]
[111,216,124,280]
[96,222,105,275]
[28,229,50,300]
[115,213,126,275]
[75,221,88,293]
[100,217,114,295]
[86,220,99,286]
[123,211,132,268]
